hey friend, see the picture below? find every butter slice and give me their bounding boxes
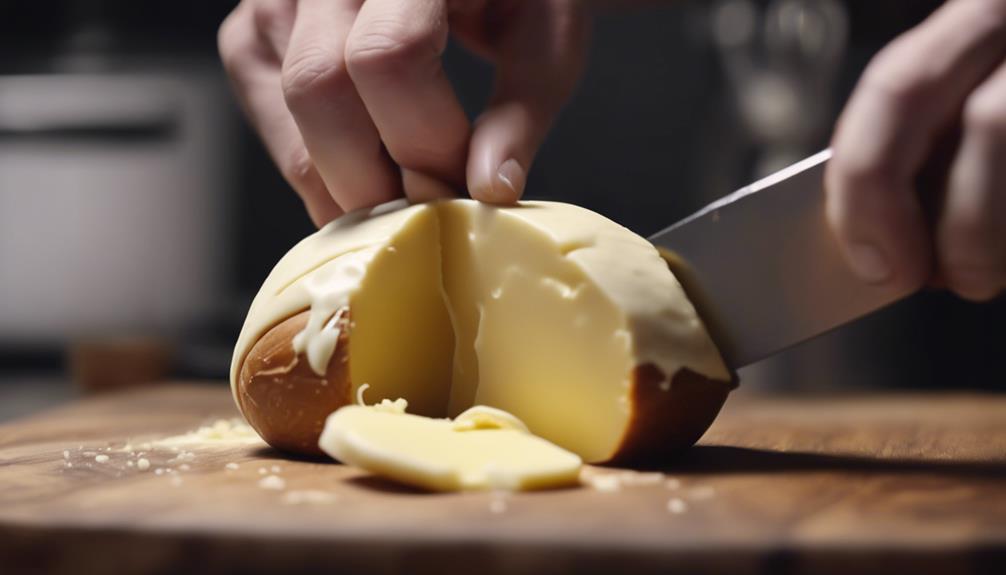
[319,402,582,492]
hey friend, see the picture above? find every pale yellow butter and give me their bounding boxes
[319,402,582,492]
[232,199,729,463]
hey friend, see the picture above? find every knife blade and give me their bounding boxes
[649,149,916,370]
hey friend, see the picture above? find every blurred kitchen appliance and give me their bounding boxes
[712,0,847,173]
[0,66,234,344]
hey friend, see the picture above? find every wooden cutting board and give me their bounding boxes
[1,383,1004,575]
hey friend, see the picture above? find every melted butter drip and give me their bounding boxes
[292,248,379,375]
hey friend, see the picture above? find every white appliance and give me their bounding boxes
[0,65,235,342]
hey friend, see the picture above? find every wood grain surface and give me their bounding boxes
[0,383,1004,575]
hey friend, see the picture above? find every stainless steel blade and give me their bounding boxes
[649,149,916,369]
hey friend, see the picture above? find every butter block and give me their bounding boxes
[232,199,734,463]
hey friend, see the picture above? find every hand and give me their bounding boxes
[218,0,589,226]
[826,0,1006,301]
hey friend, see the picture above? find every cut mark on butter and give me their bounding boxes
[558,239,594,256]
[274,245,375,297]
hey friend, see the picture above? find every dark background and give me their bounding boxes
[0,0,1001,421]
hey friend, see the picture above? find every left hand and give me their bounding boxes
[218,0,589,227]
[826,0,1006,301]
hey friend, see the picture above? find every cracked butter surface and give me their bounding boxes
[231,199,729,462]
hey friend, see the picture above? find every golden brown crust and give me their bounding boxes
[607,365,736,465]
[238,312,735,461]
[237,310,352,455]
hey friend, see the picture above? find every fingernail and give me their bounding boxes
[949,267,1000,301]
[494,158,525,202]
[848,242,892,284]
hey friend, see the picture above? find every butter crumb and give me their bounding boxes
[589,474,622,492]
[62,450,70,460]
[689,486,716,500]
[225,462,240,471]
[127,461,135,468]
[583,469,665,492]
[137,458,150,470]
[617,471,663,486]
[258,475,286,490]
[372,398,408,414]
[667,497,688,514]
[258,467,268,475]
[129,419,262,451]
[94,454,110,463]
[281,490,338,505]
[270,465,281,473]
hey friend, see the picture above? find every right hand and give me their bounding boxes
[219,0,590,226]
[826,0,1006,301]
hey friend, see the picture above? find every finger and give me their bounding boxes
[345,0,469,200]
[825,0,1006,291]
[939,61,1006,301]
[466,1,589,203]
[282,0,401,212]
[220,2,342,226]
[250,0,296,59]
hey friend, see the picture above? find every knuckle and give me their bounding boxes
[281,46,353,109]
[944,205,1000,259]
[346,21,439,76]
[859,40,935,113]
[963,90,1006,139]
[217,7,250,73]
[827,151,899,208]
[393,140,464,175]
[250,0,286,35]
[941,219,1004,299]
[280,148,319,192]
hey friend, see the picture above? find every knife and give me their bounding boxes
[649,149,917,370]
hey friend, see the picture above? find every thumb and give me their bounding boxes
[467,1,589,203]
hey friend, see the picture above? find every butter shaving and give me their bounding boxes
[355,382,408,414]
